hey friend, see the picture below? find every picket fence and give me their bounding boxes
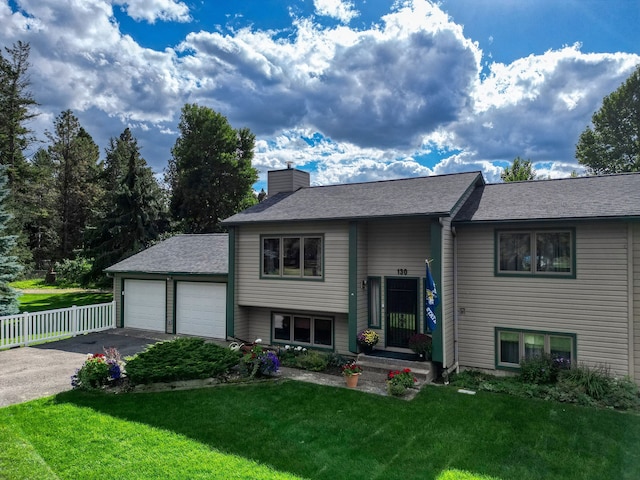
[0,301,116,349]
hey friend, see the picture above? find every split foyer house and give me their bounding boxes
[108,167,640,385]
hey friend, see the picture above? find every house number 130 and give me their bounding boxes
[397,268,408,275]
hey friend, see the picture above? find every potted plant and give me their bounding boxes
[357,328,379,354]
[408,333,432,361]
[341,361,363,388]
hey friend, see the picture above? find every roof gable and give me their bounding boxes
[454,172,640,223]
[223,171,483,224]
[105,234,228,274]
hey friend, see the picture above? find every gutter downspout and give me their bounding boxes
[452,225,459,375]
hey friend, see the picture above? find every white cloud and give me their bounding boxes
[1,0,639,185]
[114,0,191,23]
[313,0,358,23]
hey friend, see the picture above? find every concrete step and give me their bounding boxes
[356,353,435,384]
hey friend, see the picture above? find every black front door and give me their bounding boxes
[386,278,418,348]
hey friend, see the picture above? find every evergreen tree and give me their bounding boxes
[0,166,22,315]
[21,148,60,269]
[87,129,164,280]
[501,157,537,182]
[0,41,39,269]
[168,104,258,233]
[48,110,102,259]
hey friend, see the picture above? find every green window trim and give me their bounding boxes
[494,228,576,279]
[270,311,335,350]
[367,276,382,328]
[495,327,577,371]
[260,234,325,281]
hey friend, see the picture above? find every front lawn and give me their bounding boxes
[1,382,638,479]
[18,292,113,312]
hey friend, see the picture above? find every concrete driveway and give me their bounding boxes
[0,328,179,407]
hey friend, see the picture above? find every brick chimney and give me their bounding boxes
[267,164,310,196]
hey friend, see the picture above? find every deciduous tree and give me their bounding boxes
[576,66,640,174]
[168,104,258,233]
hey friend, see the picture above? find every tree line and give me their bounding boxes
[0,42,257,312]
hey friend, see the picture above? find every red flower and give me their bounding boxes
[403,368,411,373]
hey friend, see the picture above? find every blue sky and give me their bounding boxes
[2,0,639,191]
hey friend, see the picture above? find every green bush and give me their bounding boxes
[54,257,92,287]
[125,338,241,385]
[451,365,640,411]
[278,347,332,372]
[559,364,612,400]
[295,351,330,371]
[519,354,560,384]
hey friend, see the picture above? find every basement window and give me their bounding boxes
[272,312,333,348]
[496,328,575,370]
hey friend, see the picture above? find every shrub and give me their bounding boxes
[278,346,330,372]
[519,354,561,384]
[386,368,417,396]
[125,337,241,384]
[54,257,92,287]
[559,363,612,400]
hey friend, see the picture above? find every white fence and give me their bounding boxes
[0,301,116,349]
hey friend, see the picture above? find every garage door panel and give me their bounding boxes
[124,280,166,332]
[176,282,226,338]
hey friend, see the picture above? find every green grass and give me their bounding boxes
[10,278,58,290]
[18,292,113,313]
[1,382,639,479]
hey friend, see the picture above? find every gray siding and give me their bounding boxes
[267,169,310,196]
[236,222,350,312]
[457,222,631,377]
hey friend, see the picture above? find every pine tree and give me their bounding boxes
[87,129,164,280]
[0,41,39,269]
[0,166,22,315]
[47,111,102,259]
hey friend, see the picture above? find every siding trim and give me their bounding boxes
[349,222,358,353]
[227,226,236,338]
[430,220,444,363]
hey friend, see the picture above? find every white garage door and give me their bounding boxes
[176,282,226,338]
[123,279,166,332]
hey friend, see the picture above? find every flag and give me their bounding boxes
[425,260,439,332]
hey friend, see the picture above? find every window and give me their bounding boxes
[262,235,323,279]
[272,312,333,348]
[496,328,576,369]
[368,277,381,328]
[497,229,574,276]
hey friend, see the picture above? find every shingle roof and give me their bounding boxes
[105,234,228,274]
[454,172,640,223]
[223,171,483,224]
